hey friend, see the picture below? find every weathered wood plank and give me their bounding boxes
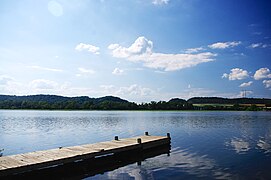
[0,134,170,176]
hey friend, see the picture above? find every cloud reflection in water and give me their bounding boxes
[95,147,233,180]
[225,138,250,154]
[257,139,271,154]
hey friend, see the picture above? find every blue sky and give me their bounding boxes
[0,0,270,102]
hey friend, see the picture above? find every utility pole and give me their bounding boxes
[242,90,247,98]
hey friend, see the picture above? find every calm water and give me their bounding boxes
[1,110,271,179]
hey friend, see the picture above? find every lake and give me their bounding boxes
[0,110,271,179]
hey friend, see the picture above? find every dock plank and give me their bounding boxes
[0,134,170,176]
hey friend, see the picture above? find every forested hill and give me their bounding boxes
[0,95,132,110]
[0,95,270,110]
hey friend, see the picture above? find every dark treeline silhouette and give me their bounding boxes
[0,95,270,111]
[188,97,271,104]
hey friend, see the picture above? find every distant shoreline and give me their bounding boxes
[0,94,270,111]
[0,109,270,112]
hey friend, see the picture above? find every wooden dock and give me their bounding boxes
[0,132,170,177]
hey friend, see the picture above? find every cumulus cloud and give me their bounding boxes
[108,36,216,71]
[108,37,153,59]
[152,0,169,5]
[112,68,124,75]
[263,80,271,89]
[222,68,249,80]
[254,68,271,80]
[208,41,241,49]
[239,81,253,88]
[27,65,63,72]
[75,43,100,54]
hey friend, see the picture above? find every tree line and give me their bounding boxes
[0,95,270,111]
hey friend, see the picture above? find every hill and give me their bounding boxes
[0,95,132,110]
[0,95,270,110]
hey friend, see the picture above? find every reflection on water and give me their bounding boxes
[0,110,271,179]
[105,149,231,179]
[6,145,171,179]
[225,138,250,154]
[102,148,232,180]
[257,139,271,154]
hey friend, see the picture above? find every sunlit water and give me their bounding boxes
[0,110,271,179]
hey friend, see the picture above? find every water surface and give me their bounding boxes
[0,110,271,179]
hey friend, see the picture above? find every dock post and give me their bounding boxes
[167,133,171,140]
[137,138,143,166]
[145,132,149,136]
[114,136,119,141]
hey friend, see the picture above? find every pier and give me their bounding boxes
[0,132,171,178]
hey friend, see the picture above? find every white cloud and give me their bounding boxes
[154,70,166,74]
[75,43,100,54]
[262,44,271,48]
[249,43,262,48]
[254,68,271,80]
[76,67,95,77]
[144,52,216,71]
[108,36,216,71]
[184,47,205,53]
[248,43,271,48]
[27,65,63,72]
[221,73,228,79]
[184,87,216,98]
[152,0,169,5]
[208,41,241,49]
[112,68,124,75]
[222,68,249,80]
[48,1,63,17]
[116,84,154,97]
[30,79,58,90]
[0,75,14,85]
[0,77,93,97]
[108,37,153,59]
[239,81,253,88]
[263,80,271,89]
[98,84,158,102]
[78,67,95,74]
[99,85,115,92]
